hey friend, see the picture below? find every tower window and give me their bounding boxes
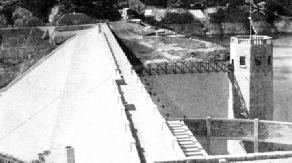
[240,56,245,66]
[268,56,271,65]
[255,56,261,66]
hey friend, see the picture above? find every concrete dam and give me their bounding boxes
[0,24,292,163]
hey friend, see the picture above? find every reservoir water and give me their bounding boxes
[144,34,292,122]
[142,34,292,154]
[272,34,292,122]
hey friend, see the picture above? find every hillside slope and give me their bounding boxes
[110,21,228,65]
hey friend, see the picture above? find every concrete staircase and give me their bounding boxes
[167,120,208,157]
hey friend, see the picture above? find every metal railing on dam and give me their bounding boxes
[132,60,229,76]
[102,24,186,162]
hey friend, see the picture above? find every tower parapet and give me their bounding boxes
[231,35,272,46]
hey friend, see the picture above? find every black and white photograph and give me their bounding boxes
[0,0,292,162]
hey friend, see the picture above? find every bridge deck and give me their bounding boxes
[134,61,229,76]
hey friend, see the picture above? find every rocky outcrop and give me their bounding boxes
[12,7,32,20]
[12,7,43,27]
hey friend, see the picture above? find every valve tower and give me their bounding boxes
[228,35,273,120]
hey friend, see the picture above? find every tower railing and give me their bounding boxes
[231,35,272,46]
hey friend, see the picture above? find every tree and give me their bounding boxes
[128,0,146,12]
[37,150,51,163]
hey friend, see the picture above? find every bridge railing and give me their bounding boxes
[133,61,229,76]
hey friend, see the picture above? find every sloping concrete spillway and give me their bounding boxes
[0,27,136,162]
[0,24,192,163]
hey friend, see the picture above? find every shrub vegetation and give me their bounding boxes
[144,11,198,26]
[161,12,194,24]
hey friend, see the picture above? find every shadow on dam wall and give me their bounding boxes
[110,30,143,67]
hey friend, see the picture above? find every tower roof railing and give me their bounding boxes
[231,35,272,45]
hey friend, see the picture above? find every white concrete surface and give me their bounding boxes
[101,24,186,162]
[0,24,188,163]
[0,26,138,162]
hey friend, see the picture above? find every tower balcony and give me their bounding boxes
[231,35,272,46]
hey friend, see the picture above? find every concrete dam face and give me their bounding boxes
[0,27,134,162]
